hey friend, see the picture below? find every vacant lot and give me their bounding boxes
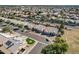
[63,28,79,54]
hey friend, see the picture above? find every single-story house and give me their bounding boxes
[41,27,58,36]
[32,24,58,36]
[3,38,21,54]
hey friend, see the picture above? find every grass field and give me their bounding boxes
[63,28,79,54]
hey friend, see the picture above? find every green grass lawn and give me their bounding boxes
[26,38,35,45]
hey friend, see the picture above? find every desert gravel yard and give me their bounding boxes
[63,28,79,54]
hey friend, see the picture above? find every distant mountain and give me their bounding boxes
[0,5,79,8]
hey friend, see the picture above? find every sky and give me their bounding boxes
[0,0,79,5]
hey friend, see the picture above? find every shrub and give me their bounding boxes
[2,26,12,33]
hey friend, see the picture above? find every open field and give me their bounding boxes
[63,28,79,54]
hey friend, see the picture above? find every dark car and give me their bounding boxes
[45,38,49,42]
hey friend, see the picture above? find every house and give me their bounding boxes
[41,27,58,36]
[3,38,21,54]
[4,40,14,49]
[32,25,45,33]
[32,24,58,36]
[75,20,79,26]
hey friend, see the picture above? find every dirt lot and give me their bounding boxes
[63,28,79,54]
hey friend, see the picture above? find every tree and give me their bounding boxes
[55,37,66,43]
[60,29,64,35]
[5,20,11,24]
[41,37,68,54]
[60,23,64,29]
[36,11,43,15]
[0,19,3,22]
[41,42,68,54]
[41,44,54,54]
[17,24,25,32]
[2,26,12,33]
[60,9,66,23]
[8,15,15,19]
[58,23,65,35]
[17,24,24,28]
[60,43,69,54]
[58,28,64,35]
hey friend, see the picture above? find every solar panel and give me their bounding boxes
[5,40,14,48]
[5,41,12,46]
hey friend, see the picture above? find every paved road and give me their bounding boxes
[16,30,50,44]
[28,42,46,54]
[0,17,51,44]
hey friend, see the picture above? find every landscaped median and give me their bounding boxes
[26,38,35,45]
